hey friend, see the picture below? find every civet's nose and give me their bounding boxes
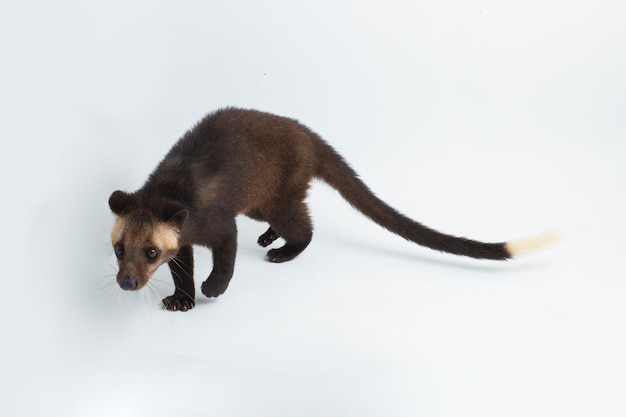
[119,276,139,291]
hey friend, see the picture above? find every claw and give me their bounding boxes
[162,295,195,312]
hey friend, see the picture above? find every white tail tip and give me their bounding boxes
[505,232,558,257]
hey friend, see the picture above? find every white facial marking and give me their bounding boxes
[154,223,180,253]
[110,216,126,244]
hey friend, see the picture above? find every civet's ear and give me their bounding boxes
[108,190,137,215]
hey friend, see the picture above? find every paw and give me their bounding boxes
[266,248,297,263]
[162,295,195,312]
[201,279,229,298]
[257,229,280,247]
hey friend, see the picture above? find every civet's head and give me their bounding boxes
[108,191,187,291]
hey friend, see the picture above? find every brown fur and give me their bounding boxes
[109,107,551,311]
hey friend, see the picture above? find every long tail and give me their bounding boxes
[313,139,554,260]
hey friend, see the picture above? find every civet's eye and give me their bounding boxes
[114,244,124,258]
[146,247,159,260]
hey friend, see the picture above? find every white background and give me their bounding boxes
[1,1,625,416]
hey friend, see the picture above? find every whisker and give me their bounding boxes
[118,284,126,306]
[146,281,165,301]
[152,273,196,302]
[100,280,118,292]
[170,255,193,275]
[150,277,174,287]
[139,283,154,308]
